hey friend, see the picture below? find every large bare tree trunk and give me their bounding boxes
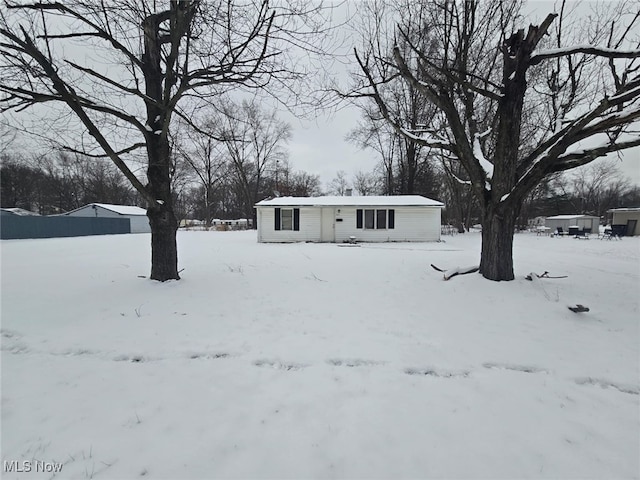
[147,206,179,280]
[141,9,181,281]
[146,140,179,281]
[479,204,519,281]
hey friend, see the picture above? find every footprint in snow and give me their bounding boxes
[574,377,639,396]
[254,360,305,371]
[405,367,469,378]
[114,354,147,363]
[326,358,381,367]
[188,352,230,360]
[483,362,549,374]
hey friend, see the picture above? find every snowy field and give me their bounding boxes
[1,230,639,479]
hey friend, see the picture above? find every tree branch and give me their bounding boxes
[531,46,640,65]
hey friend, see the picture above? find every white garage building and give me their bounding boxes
[544,214,600,234]
[255,195,444,243]
[64,203,151,233]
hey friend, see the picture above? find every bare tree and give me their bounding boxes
[175,124,227,228]
[213,97,291,226]
[347,115,397,194]
[327,170,350,195]
[562,159,631,217]
[266,159,322,196]
[1,1,334,280]
[352,0,640,280]
[353,170,381,195]
[347,0,440,195]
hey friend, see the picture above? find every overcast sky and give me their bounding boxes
[282,0,640,189]
[3,0,639,190]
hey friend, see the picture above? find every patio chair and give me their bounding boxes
[611,224,627,238]
[568,226,580,237]
[555,226,565,237]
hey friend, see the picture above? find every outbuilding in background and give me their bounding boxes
[64,203,151,233]
[544,214,600,234]
[255,195,444,243]
[607,208,640,236]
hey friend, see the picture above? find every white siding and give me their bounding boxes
[611,211,640,235]
[257,207,321,242]
[257,205,441,242]
[335,206,440,242]
[545,216,599,233]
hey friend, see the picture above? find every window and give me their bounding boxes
[281,209,293,230]
[274,208,300,231]
[356,209,395,230]
[376,210,386,229]
[364,209,375,229]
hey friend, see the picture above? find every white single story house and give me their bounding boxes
[545,214,600,233]
[608,208,640,236]
[254,195,444,243]
[64,203,151,233]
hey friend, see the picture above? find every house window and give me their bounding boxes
[274,207,300,231]
[376,210,386,229]
[281,209,293,230]
[356,209,395,229]
[364,209,375,229]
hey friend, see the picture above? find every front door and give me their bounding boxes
[321,208,334,242]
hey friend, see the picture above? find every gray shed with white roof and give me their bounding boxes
[64,203,151,233]
[254,195,444,243]
[545,214,599,234]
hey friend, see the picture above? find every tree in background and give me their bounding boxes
[353,170,381,196]
[352,0,640,280]
[209,98,291,227]
[327,170,351,195]
[175,124,227,228]
[347,0,440,197]
[1,151,135,213]
[1,0,334,280]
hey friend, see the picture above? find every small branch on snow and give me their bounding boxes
[525,271,568,280]
[430,264,479,280]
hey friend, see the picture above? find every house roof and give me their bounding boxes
[66,203,147,216]
[608,207,640,212]
[255,195,444,207]
[546,214,599,220]
[0,207,40,216]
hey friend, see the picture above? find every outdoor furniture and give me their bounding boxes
[568,226,580,237]
[601,227,622,240]
[535,226,550,236]
[555,227,566,237]
[611,224,627,237]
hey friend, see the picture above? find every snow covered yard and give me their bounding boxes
[1,230,638,479]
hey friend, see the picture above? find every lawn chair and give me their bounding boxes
[555,226,565,237]
[611,224,627,238]
[568,226,580,237]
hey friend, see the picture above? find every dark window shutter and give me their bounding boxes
[356,209,363,229]
[293,208,300,231]
[274,208,281,230]
[388,209,395,229]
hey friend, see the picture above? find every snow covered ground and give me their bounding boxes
[1,230,639,479]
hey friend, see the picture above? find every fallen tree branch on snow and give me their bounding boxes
[525,271,568,280]
[431,264,479,280]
